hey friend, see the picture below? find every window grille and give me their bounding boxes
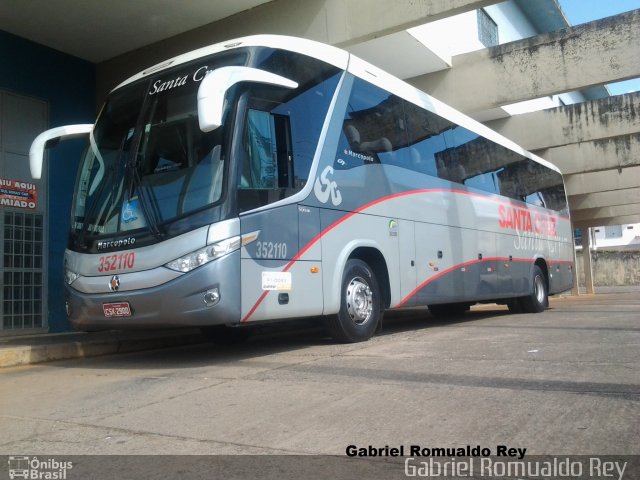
[2,211,45,329]
[478,9,499,47]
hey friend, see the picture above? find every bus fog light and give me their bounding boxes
[204,288,220,306]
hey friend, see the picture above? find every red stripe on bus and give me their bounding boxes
[396,257,516,307]
[395,256,574,307]
[242,189,425,322]
[241,188,571,322]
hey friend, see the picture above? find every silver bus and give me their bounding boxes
[30,35,574,343]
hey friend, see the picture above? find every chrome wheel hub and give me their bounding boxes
[346,277,373,325]
[534,275,545,304]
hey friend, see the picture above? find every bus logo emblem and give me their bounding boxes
[109,276,120,292]
[314,166,342,206]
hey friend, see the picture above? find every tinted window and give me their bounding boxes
[334,78,409,170]
[404,101,452,178]
[334,77,568,214]
[237,51,342,212]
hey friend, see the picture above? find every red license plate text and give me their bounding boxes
[102,302,132,317]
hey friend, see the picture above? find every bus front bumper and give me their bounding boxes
[65,251,241,330]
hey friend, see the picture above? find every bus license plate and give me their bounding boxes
[103,302,132,318]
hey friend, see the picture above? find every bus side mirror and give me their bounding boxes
[29,124,93,179]
[197,66,298,133]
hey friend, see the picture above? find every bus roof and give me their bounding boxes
[113,35,350,91]
[113,34,561,175]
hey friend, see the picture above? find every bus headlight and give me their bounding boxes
[64,268,80,285]
[165,236,241,273]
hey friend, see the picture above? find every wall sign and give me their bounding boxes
[0,177,38,209]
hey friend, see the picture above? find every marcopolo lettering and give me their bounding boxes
[97,237,137,251]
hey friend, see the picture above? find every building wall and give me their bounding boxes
[0,30,96,332]
[576,249,640,287]
[485,2,536,42]
[592,224,640,249]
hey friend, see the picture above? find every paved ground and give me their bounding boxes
[0,293,638,462]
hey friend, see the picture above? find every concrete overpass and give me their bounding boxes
[486,92,640,228]
[407,10,640,229]
[95,0,501,101]
[408,10,640,113]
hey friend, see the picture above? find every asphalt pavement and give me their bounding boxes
[0,291,638,478]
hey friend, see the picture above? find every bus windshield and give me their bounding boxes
[71,55,242,239]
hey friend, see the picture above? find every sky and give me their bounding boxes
[557,0,640,95]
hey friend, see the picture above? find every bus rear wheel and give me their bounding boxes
[326,259,382,343]
[519,265,548,313]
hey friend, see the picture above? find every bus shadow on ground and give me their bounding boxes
[47,306,512,371]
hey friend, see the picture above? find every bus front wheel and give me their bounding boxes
[326,259,382,343]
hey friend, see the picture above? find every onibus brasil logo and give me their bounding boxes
[7,456,73,479]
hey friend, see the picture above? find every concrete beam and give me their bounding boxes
[574,215,640,228]
[533,133,640,175]
[569,188,640,210]
[565,166,640,196]
[485,92,640,151]
[97,0,498,100]
[333,0,501,47]
[409,10,640,113]
[571,204,640,223]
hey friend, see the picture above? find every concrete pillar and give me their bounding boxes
[571,228,580,296]
[583,228,595,295]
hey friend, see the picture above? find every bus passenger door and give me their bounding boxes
[237,107,324,322]
[240,204,323,322]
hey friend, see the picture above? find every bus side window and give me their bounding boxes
[241,109,281,190]
[237,60,342,212]
[238,108,293,212]
[335,78,408,170]
[403,101,449,178]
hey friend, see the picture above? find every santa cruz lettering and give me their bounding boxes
[148,65,217,95]
[498,204,558,237]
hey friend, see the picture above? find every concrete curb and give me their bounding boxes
[0,329,206,368]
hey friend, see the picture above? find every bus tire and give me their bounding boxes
[507,298,523,313]
[201,325,251,345]
[428,302,470,318]
[519,265,548,313]
[326,259,382,343]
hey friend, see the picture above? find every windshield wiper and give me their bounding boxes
[128,161,165,240]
